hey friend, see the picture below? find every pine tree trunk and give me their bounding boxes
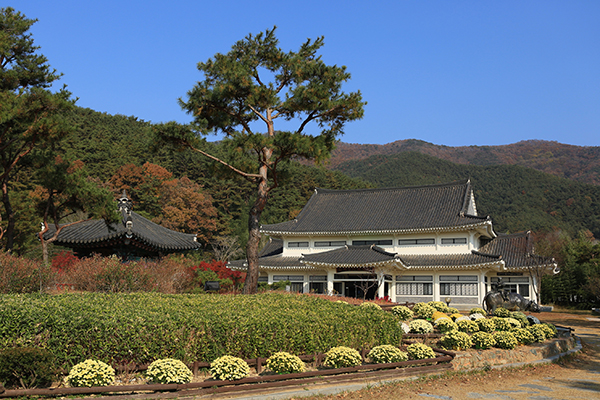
[1,181,15,251]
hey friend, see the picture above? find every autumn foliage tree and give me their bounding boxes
[108,162,218,244]
[156,27,365,293]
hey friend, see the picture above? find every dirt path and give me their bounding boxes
[274,311,600,400]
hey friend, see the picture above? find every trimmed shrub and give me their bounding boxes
[367,345,408,364]
[456,319,479,334]
[440,331,472,350]
[436,318,458,334]
[409,319,434,334]
[448,307,460,314]
[471,332,496,350]
[391,305,413,321]
[541,323,557,339]
[493,307,511,318]
[469,313,485,321]
[146,358,193,384]
[469,307,486,316]
[526,325,547,343]
[450,313,464,321]
[266,352,305,374]
[505,317,522,329]
[406,343,436,360]
[0,252,53,294]
[510,311,529,327]
[432,311,448,322]
[493,331,518,350]
[477,318,497,333]
[210,356,250,380]
[323,346,362,368]
[512,328,535,345]
[360,302,382,310]
[428,301,450,313]
[0,347,57,389]
[491,317,512,331]
[66,360,115,387]
[412,303,436,319]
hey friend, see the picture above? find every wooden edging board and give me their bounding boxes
[0,352,454,398]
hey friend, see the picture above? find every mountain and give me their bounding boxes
[334,151,600,238]
[321,139,600,186]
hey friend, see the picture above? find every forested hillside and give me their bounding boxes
[320,139,600,186]
[335,152,600,238]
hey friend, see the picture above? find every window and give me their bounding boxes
[352,240,392,246]
[273,275,304,282]
[440,275,478,296]
[441,238,467,245]
[396,275,433,296]
[309,282,325,293]
[490,276,530,298]
[287,241,308,248]
[398,238,435,245]
[258,276,268,282]
[314,241,346,247]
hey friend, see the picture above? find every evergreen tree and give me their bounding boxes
[0,7,74,250]
[156,27,365,293]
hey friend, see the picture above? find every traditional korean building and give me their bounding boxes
[231,180,557,307]
[44,192,201,259]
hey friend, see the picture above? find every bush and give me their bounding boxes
[456,319,479,334]
[493,307,511,318]
[510,311,529,327]
[491,317,512,331]
[428,301,450,313]
[450,313,464,321]
[448,307,460,314]
[435,318,458,334]
[471,332,496,350]
[0,347,57,389]
[66,359,115,387]
[391,305,413,321]
[431,311,447,321]
[146,358,193,384]
[541,323,557,339]
[323,346,362,368]
[210,356,250,380]
[527,325,546,342]
[0,292,401,369]
[469,307,486,315]
[409,319,434,334]
[512,328,535,345]
[0,252,53,293]
[469,313,485,321]
[505,317,522,329]
[367,345,408,364]
[400,322,410,334]
[412,303,436,319]
[493,331,518,350]
[266,352,305,374]
[360,302,382,310]
[440,331,472,350]
[406,343,436,360]
[477,318,496,333]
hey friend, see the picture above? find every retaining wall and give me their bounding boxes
[451,336,577,371]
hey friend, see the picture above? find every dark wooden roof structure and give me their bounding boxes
[44,192,201,259]
[261,180,492,236]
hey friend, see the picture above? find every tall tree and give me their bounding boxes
[156,27,365,293]
[0,7,74,250]
[32,154,117,264]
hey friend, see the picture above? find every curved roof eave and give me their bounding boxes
[262,220,494,237]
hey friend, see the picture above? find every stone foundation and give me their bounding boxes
[451,337,577,371]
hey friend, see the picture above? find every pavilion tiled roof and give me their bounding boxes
[261,180,491,236]
[44,196,201,252]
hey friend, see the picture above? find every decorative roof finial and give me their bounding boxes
[118,190,133,213]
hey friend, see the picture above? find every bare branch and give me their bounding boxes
[183,141,261,182]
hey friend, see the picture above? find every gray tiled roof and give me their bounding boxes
[301,245,399,265]
[478,231,556,268]
[45,209,201,252]
[261,180,490,235]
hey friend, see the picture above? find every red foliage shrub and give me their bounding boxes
[190,260,246,292]
[51,251,79,273]
[0,252,53,293]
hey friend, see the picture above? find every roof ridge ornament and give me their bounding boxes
[118,190,134,214]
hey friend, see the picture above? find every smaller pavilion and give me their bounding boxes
[44,191,201,259]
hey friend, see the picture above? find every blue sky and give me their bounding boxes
[9,1,600,147]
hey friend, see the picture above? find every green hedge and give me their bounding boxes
[0,292,401,369]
